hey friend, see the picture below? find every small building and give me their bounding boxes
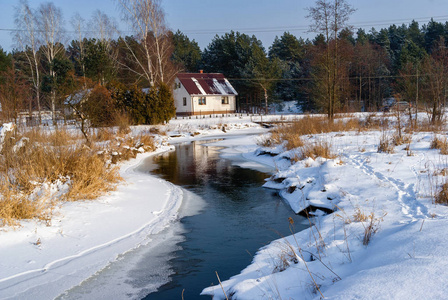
[173,72,238,116]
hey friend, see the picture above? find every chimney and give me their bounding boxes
[199,70,203,74]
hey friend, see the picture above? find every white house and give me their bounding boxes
[173,72,238,116]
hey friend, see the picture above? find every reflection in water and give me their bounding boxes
[144,141,307,300]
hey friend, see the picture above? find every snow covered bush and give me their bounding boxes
[0,127,126,226]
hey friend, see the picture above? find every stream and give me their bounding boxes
[142,138,307,299]
[59,136,307,299]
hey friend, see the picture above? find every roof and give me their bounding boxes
[177,73,238,96]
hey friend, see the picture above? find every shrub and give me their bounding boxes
[0,127,122,226]
[436,182,448,204]
[294,139,336,161]
[430,136,448,154]
[377,132,394,153]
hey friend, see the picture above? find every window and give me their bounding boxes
[174,82,181,89]
[221,96,229,104]
[198,97,206,105]
[183,97,187,106]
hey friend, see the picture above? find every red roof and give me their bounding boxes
[177,73,238,96]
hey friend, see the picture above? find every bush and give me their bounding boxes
[0,128,122,226]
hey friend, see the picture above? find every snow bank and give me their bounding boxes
[0,148,183,300]
[202,128,448,299]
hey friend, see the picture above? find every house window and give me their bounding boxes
[183,97,187,106]
[174,82,181,89]
[198,97,206,105]
[221,96,229,104]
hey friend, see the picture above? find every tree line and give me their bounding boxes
[1,0,448,124]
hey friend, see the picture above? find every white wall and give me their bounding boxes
[173,78,236,115]
[172,78,192,114]
[191,95,236,114]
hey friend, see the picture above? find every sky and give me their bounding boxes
[1,0,448,53]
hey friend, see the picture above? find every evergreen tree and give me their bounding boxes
[171,30,202,72]
[423,18,445,53]
[269,32,307,102]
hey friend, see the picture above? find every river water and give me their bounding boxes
[142,139,307,299]
[59,137,307,299]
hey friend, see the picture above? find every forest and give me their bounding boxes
[1,0,448,125]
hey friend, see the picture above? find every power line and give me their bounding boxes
[1,15,448,36]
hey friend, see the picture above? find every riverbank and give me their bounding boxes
[202,123,448,299]
[0,118,267,300]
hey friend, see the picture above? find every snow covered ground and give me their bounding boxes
[0,116,266,299]
[3,113,448,300]
[202,118,448,299]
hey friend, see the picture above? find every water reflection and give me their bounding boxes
[145,140,307,300]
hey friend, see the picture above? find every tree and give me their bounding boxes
[36,2,65,124]
[0,48,12,76]
[202,31,276,110]
[14,0,42,122]
[70,13,87,79]
[0,65,29,123]
[83,38,116,84]
[171,30,202,72]
[306,0,356,120]
[269,32,307,102]
[420,39,448,125]
[116,0,175,86]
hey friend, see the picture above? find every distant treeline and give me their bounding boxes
[1,0,448,124]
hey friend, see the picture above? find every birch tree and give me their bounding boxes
[14,0,42,122]
[88,10,119,84]
[70,13,87,80]
[36,2,65,125]
[116,0,173,85]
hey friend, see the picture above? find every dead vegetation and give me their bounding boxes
[430,135,448,155]
[436,182,448,205]
[0,126,157,226]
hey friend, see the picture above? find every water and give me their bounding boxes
[143,140,307,299]
[58,138,307,299]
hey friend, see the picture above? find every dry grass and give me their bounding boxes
[430,136,448,154]
[392,132,412,146]
[435,182,448,205]
[377,132,394,154]
[353,208,369,222]
[0,126,157,226]
[268,114,384,153]
[294,139,336,161]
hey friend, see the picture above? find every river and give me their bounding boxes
[59,136,307,299]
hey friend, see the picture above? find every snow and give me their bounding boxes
[3,113,448,299]
[0,148,183,299]
[202,119,448,300]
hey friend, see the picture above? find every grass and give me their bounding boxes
[435,182,448,204]
[0,126,157,226]
[377,132,394,153]
[430,135,448,155]
[293,139,336,162]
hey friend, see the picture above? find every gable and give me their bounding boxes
[177,73,238,96]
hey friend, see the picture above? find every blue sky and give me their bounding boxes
[1,0,448,52]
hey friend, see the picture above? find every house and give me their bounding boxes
[173,72,238,116]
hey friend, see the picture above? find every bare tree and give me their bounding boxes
[36,2,65,125]
[88,10,119,85]
[307,0,355,120]
[89,10,118,45]
[71,13,87,80]
[116,0,172,85]
[14,0,42,123]
[0,64,29,124]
